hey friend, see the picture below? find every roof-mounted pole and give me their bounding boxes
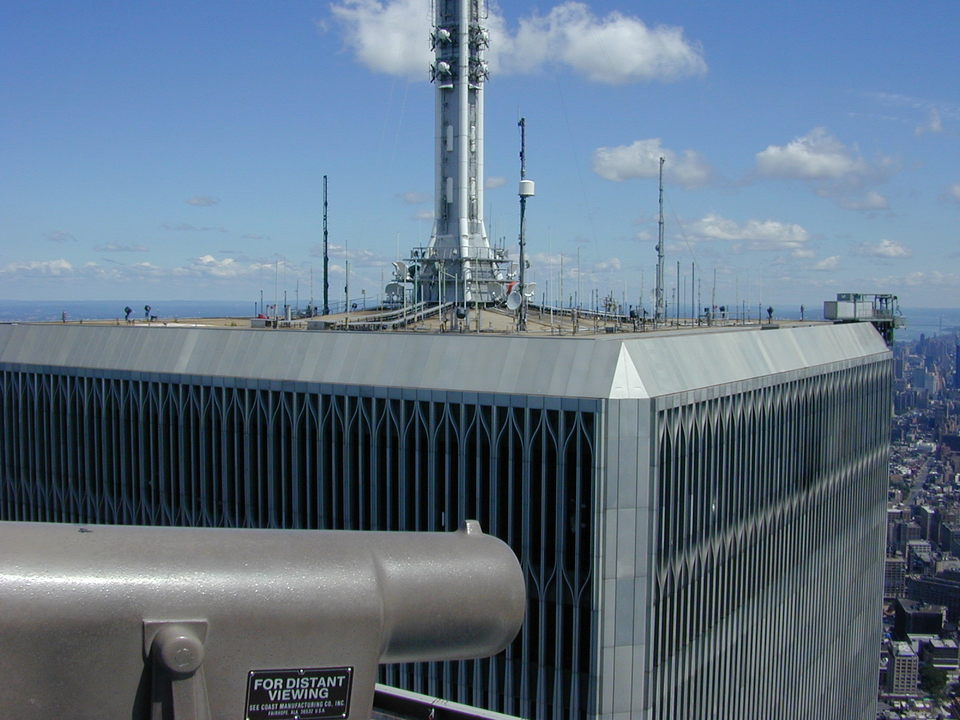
[655,157,665,324]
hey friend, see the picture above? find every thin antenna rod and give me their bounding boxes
[322,175,330,316]
[517,117,534,331]
[655,157,665,324]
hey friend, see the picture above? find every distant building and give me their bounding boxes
[954,344,959,390]
[914,505,937,541]
[905,539,932,573]
[885,642,919,696]
[920,638,959,675]
[907,572,960,622]
[893,598,946,639]
[885,555,907,598]
[895,521,923,554]
[0,321,891,720]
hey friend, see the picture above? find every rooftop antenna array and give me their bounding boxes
[655,157,665,324]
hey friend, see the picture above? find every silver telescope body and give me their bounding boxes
[0,520,525,720]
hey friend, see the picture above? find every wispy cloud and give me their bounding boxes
[915,108,943,136]
[876,270,960,288]
[856,239,911,258]
[0,259,74,275]
[811,255,840,271]
[310,243,388,266]
[944,183,960,205]
[185,195,220,207]
[161,222,228,233]
[46,230,76,243]
[593,138,711,188]
[94,243,149,252]
[399,190,431,204]
[485,176,507,189]
[330,0,706,84]
[863,91,960,123]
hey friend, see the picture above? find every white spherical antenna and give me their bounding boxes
[506,290,522,311]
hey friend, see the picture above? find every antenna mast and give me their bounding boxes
[655,157,665,324]
[322,175,330,316]
[517,117,534,331]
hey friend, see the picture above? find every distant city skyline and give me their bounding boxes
[2,0,959,309]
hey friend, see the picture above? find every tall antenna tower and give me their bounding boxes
[655,157,665,323]
[415,0,508,304]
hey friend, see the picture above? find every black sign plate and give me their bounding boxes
[246,667,353,720]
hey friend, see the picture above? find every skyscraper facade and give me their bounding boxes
[0,321,891,719]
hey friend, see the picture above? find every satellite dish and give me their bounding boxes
[506,290,522,311]
[522,282,537,298]
[392,261,408,281]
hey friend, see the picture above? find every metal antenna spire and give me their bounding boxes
[517,117,535,332]
[322,175,330,316]
[655,157,665,324]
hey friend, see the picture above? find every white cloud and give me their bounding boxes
[0,259,74,275]
[330,0,706,84]
[756,128,866,180]
[592,138,711,187]
[46,230,76,243]
[414,210,434,220]
[690,213,810,251]
[857,239,911,258]
[186,196,220,207]
[330,0,432,79]
[496,3,706,84]
[946,184,960,204]
[915,108,943,136]
[485,176,507,189]
[812,256,840,271]
[755,128,897,211]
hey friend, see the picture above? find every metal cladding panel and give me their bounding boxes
[0,322,887,400]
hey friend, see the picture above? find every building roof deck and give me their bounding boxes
[0,316,891,401]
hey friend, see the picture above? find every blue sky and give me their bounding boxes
[2,0,958,313]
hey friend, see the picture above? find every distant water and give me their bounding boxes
[894,307,960,343]
[0,299,257,323]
